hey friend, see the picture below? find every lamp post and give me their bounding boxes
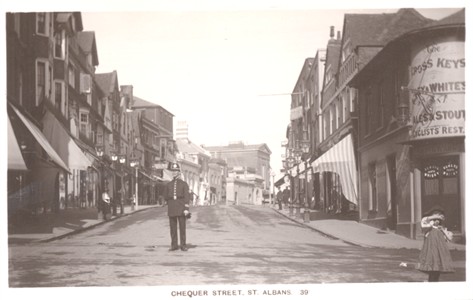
[130,158,139,211]
[95,146,105,218]
[286,154,295,217]
[300,139,311,223]
[293,149,302,218]
[111,153,126,215]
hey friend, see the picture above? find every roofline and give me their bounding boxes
[349,22,464,87]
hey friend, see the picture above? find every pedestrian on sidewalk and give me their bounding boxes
[416,206,455,282]
[101,188,111,221]
[282,186,290,208]
[164,162,191,252]
[276,187,283,210]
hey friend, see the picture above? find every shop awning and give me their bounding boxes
[42,111,93,170]
[139,170,155,181]
[153,169,173,182]
[311,134,358,205]
[288,158,311,177]
[10,105,69,172]
[8,116,28,170]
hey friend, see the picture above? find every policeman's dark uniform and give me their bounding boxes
[165,163,190,251]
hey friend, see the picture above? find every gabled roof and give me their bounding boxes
[132,96,160,108]
[176,138,211,157]
[343,9,431,48]
[56,12,83,31]
[95,71,118,96]
[76,31,99,66]
[349,9,465,88]
[130,96,174,116]
[426,8,465,27]
[325,37,341,74]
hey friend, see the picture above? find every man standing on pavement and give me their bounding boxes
[276,187,283,210]
[282,186,290,208]
[164,162,191,251]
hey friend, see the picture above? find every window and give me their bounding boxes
[36,13,48,35]
[36,60,48,106]
[330,104,336,134]
[79,110,89,137]
[54,81,65,114]
[368,162,377,211]
[54,30,65,59]
[377,82,385,129]
[68,64,75,89]
[96,127,103,146]
[368,163,378,211]
[160,139,167,159]
[80,73,91,94]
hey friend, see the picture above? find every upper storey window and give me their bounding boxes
[54,31,65,59]
[341,39,352,63]
[36,13,50,36]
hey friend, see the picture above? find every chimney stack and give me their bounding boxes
[330,26,334,38]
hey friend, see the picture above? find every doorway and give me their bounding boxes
[421,155,461,232]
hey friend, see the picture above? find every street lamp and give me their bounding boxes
[111,153,126,215]
[293,148,303,218]
[300,139,311,223]
[130,158,140,211]
[96,146,105,219]
[286,154,296,216]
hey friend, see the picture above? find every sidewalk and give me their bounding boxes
[8,205,158,244]
[272,206,466,251]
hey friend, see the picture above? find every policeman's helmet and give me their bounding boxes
[168,162,181,172]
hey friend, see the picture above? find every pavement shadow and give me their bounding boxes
[8,207,99,234]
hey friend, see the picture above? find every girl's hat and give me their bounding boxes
[424,205,445,218]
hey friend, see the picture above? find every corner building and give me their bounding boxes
[349,9,465,241]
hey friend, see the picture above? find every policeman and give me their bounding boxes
[165,162,191,251]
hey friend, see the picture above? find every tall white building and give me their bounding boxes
[175,120,189,140]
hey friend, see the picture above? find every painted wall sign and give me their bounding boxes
[408,36,465,140]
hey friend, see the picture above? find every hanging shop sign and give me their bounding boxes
[290,106,303,120]
[408,35,465,141]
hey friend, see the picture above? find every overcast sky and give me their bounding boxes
[3,0,468,178]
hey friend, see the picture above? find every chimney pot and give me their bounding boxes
[330,26,334,38]
[337,31,341,40]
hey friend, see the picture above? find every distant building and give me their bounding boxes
[204,141,272,205]
[175,120,189,140]
[175,138,212,205]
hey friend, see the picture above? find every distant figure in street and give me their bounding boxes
[282,186,290,208]
[416,206,455,282]
[276,187,283,210]
[102,188,111,220]
[164,162,191,251]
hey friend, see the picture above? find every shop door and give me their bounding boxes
[421,156,461,231]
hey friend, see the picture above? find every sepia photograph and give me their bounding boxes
[2,0,471,299]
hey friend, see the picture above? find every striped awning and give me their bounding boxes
[42,110,93,171]
[8,116,28,170]
[311,134,358,205]
[10,104,69,172]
